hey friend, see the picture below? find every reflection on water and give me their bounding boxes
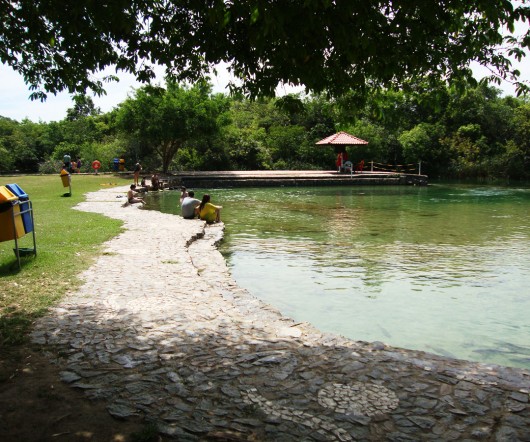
[145,184,530,369]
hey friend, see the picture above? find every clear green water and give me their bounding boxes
[145,184,530,369]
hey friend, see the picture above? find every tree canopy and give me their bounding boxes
[116,82,230,173]
[2,0,530,100]
[1,82,529,180]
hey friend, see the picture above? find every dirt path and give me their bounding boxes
[0,345,152,441]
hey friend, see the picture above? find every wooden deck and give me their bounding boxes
[166,170,428,188]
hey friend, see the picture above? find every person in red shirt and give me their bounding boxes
[336,150,348,171]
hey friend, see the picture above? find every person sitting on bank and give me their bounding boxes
[180,186,189,204]
[151,173,160,191]
[127,184,145,205]
[181,190,201,219]
[198,194,222,224]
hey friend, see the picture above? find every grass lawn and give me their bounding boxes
[0,174,130,346]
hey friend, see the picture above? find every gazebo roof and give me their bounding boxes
[316,131,368,145]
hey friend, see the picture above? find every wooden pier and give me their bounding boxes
[167,170,428,188]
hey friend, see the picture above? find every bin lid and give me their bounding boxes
[60,169,69,176]
[6,183,28,199]
[0,186,18,203]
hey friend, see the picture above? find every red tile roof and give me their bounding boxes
[316,131,368,145]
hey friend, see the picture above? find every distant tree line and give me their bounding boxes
[1,81,529,181]
[2,1,528,183]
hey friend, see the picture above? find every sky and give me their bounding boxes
[0,63,229,123]
[1,33,529,123]
[0,61,308,122]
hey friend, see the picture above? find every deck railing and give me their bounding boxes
[370,161,422,175]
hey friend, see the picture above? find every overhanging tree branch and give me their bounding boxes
[1,0,529,100]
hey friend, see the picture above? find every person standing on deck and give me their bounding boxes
[133,162,142,186]
[336,150,348,172]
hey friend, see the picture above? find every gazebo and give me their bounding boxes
[316,131,368,172]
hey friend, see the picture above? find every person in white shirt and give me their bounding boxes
[181,190,201,219]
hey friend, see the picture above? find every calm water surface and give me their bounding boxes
[145,184,530,369]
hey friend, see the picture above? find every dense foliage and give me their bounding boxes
[1,82,529,181]
[2,1,529,100]
[116,81,231,173]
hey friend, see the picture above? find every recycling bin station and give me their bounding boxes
[0,183,36,269]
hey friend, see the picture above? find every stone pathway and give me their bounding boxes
[32,186,529,441]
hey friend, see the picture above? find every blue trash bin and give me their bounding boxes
[113,158,120,171]
[6,183,33,233]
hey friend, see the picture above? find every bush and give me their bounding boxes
[38,159,63,174]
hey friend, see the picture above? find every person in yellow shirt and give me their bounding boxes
[198,194,222,223]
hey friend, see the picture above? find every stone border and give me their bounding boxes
[31,185,529,441]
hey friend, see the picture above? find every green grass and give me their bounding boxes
[0,174,130,346]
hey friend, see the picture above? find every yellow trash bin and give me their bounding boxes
[0,186,24,242]
[60,169,71,187]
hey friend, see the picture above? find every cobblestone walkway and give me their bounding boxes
[32,186,529,441]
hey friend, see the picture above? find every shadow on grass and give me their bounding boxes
[0,253,37,274]
[0,308,43,346]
